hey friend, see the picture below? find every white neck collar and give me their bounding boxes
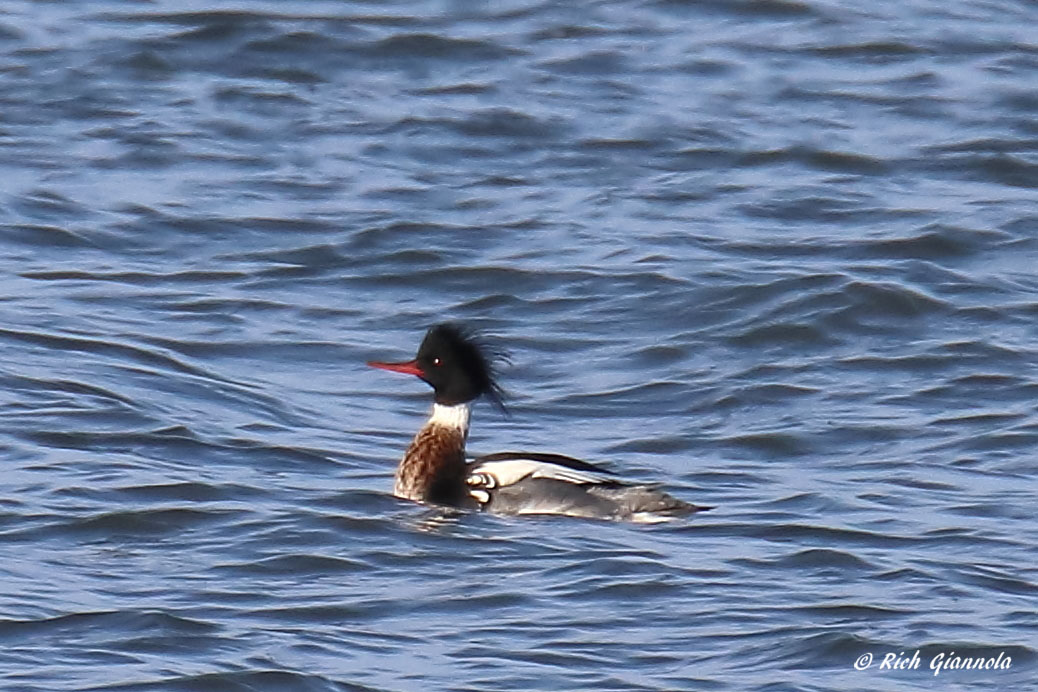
[428,402,471,434]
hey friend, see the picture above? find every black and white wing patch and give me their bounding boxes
[463,452,707,521]
[465,451,616,507]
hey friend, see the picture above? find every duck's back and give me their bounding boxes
[465,452,709,522]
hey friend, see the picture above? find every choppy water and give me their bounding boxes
[1,1,1036,690]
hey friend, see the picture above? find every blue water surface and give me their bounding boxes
[1,1,1036,690]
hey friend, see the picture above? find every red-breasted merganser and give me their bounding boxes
[368,323,710,522]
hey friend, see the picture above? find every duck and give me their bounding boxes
[367,323,710,522]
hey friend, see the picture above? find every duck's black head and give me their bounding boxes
[368,323,506,409]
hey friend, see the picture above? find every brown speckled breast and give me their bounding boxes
[393,424,471,507]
